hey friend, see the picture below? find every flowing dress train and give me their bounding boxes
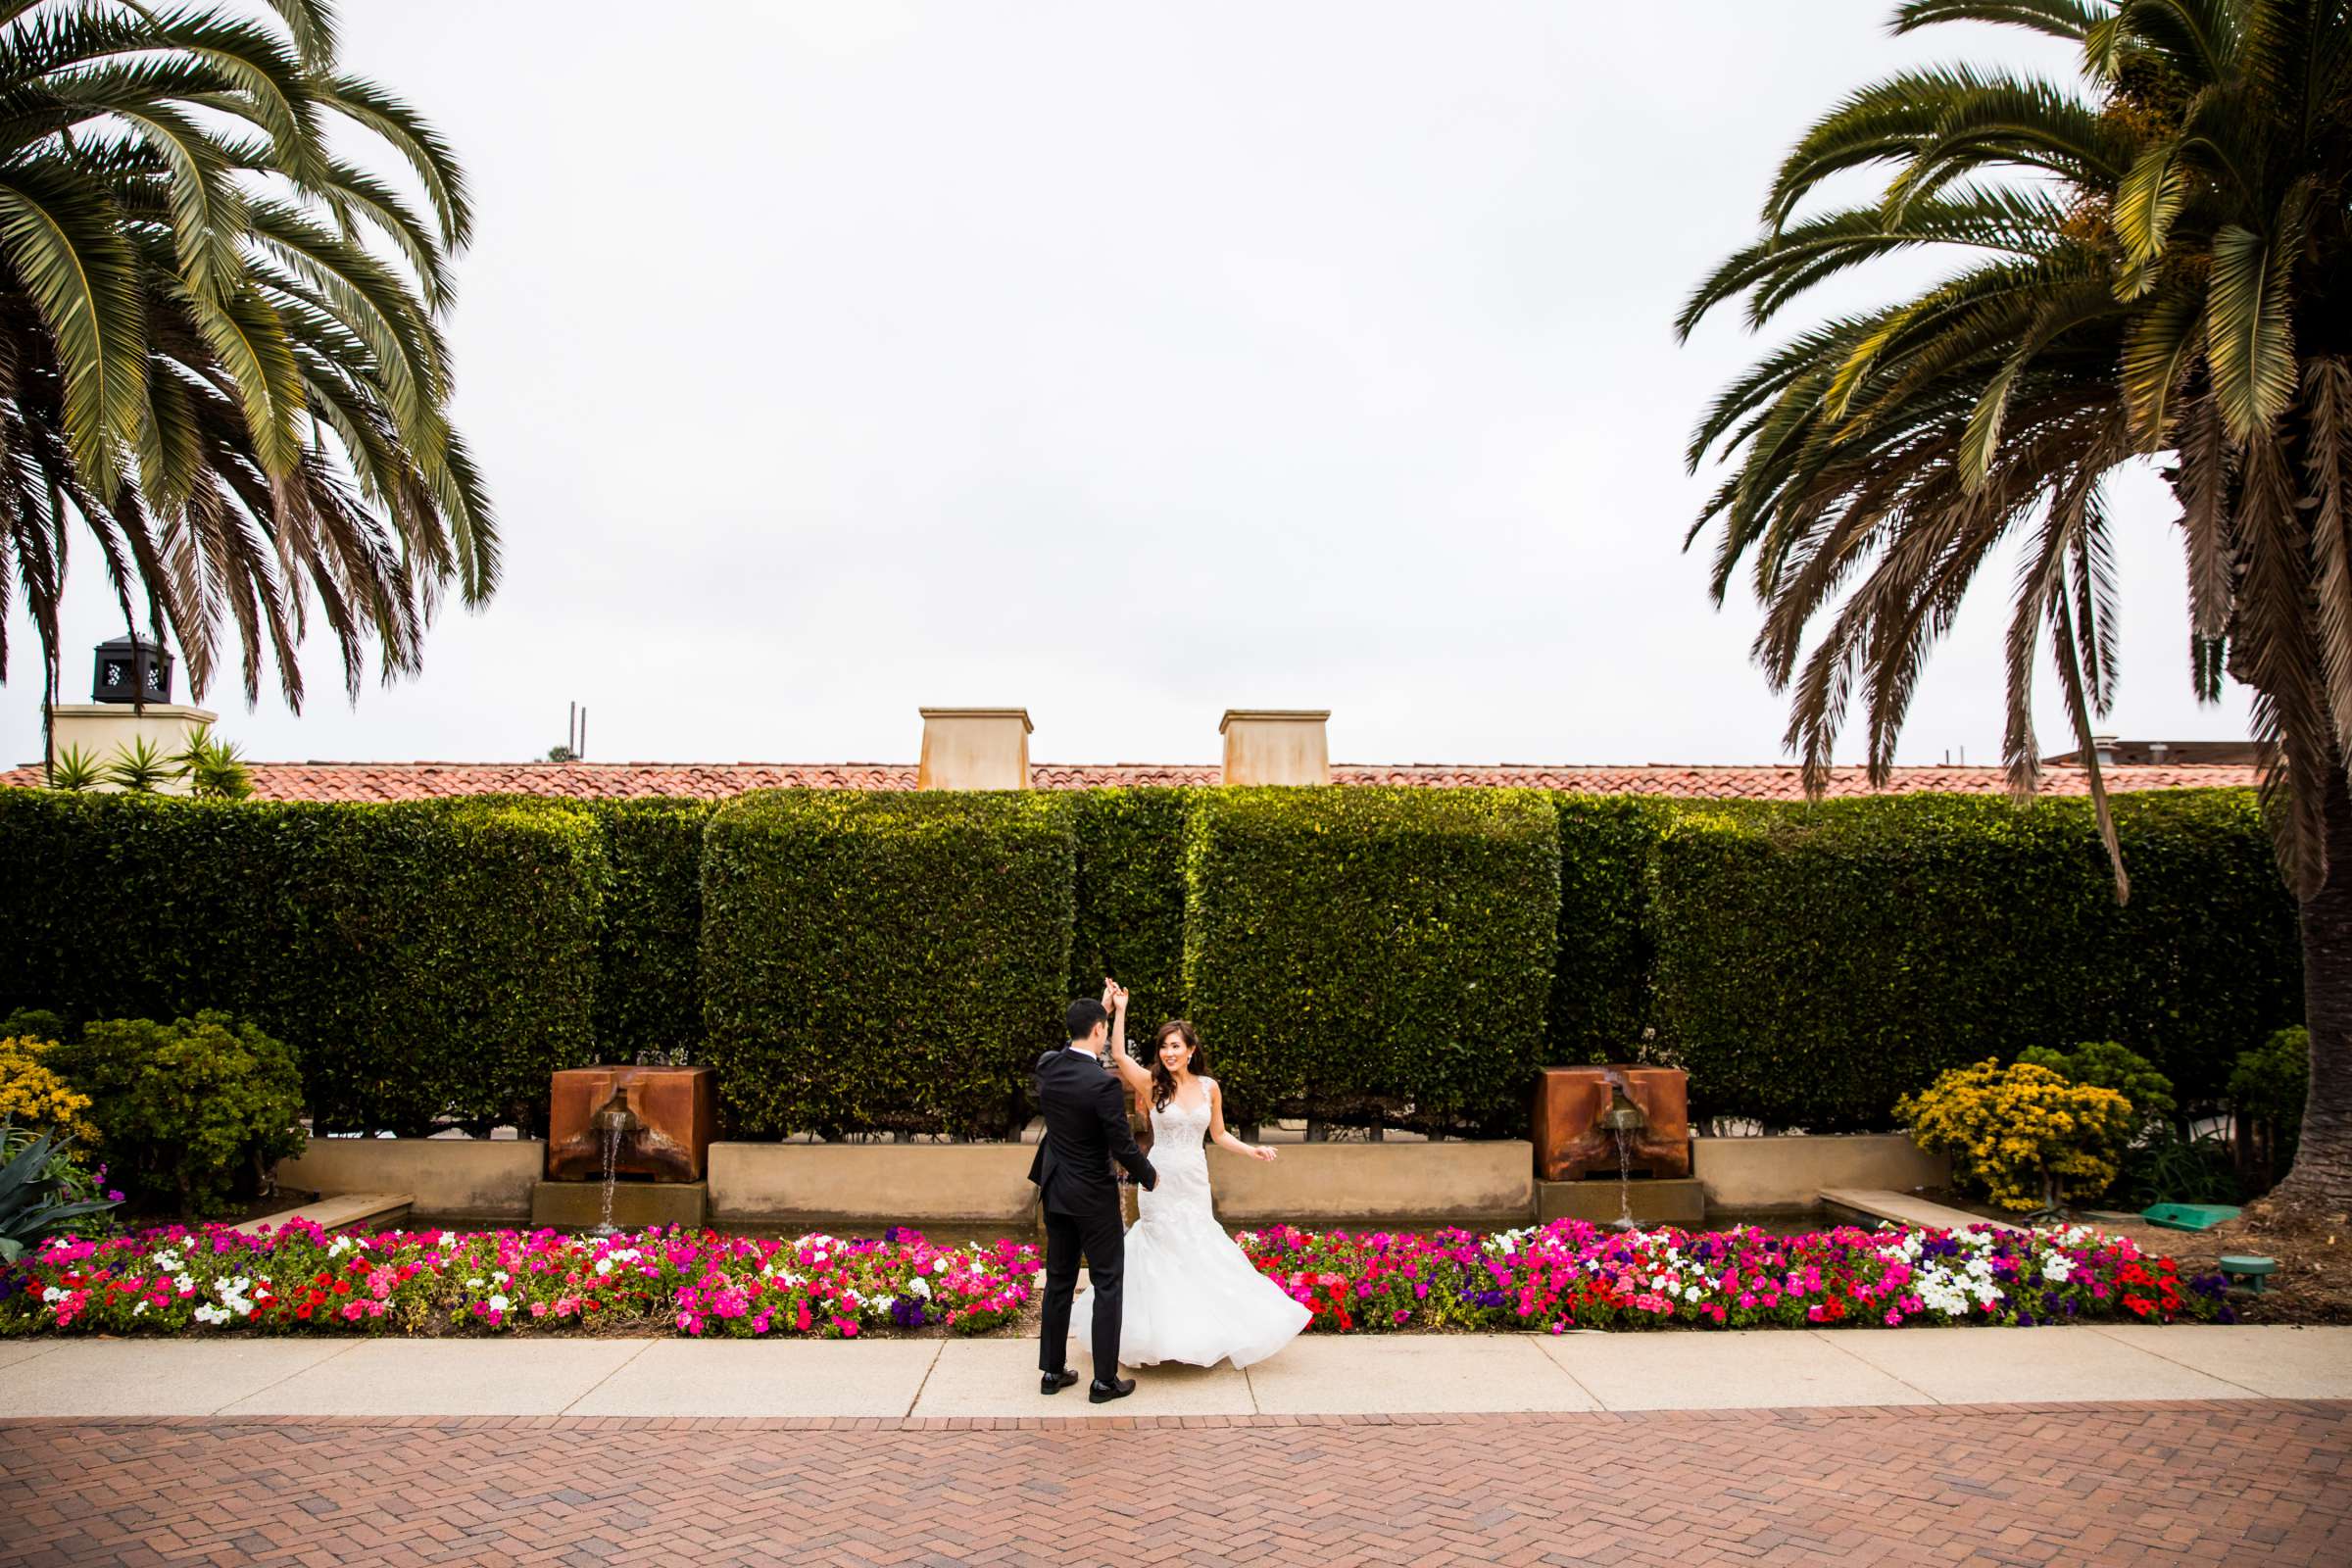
[1074,1080,1311,1369]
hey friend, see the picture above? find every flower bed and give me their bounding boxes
[0,1222,1040,1339]
[1239,1219,2233,1330]
[0,1217,2232,1340]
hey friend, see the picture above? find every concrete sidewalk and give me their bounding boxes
[1,1324,2345,1420]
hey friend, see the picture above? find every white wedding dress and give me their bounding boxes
[1074,1079,1311,1369]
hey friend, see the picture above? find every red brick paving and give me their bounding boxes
[2,1400,2345,1567]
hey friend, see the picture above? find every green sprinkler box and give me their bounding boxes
[2218,1254,2278,1294]
[2140,1202,2243,1232]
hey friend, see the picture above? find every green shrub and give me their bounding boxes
[52,1011,305,1217]
[0,792,605,1136]
[1182,787,1560,1134]
[1067,788,1194,1039]
[700,791,1077,1138]
[1546,794,1676,1063]
[2017,1042,2177,1133]
[2229,1025,2308,1191]
[2114,1126,2241,1207]
[1649,791,2299,1130]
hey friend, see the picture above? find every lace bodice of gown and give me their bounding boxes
[1138,1084,1217,1230]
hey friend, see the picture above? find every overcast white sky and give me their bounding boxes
[1,0,2260,768]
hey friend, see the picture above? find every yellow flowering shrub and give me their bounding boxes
[1895,1059,2133,1212]
[0,1034,99,1144]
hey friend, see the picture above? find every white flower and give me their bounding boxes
[133,1300,149,1316]
[466,1276,484,1289]
[491,1270,510,1286]
[488,1294,511,1313]
[40,1287,63,1304]
[2042,1253,2076,1284]
[193,1304,228,1325]
[594,1259,613,1277]
[931,1257,951,1275]
[172,1273,195,1294]
[907,1276,932,1299]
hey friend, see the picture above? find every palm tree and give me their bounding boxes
[1680,0,2350,1210]
[0,0,492,761]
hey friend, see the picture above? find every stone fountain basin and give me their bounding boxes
[545,1065,715,1183]
[1532,1065,1690,1182]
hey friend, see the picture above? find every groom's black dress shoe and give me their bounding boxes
[1088,1377,1136,1404]
[1040,1368,1080,1396]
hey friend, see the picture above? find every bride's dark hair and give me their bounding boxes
[1148,1019,1204,1110]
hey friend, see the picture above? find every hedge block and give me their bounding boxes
[699,790,1076,1138]
[1067,787,1193,1036]
[1182,787,1560,1133]
[0,792,604,1135]
[1647,791,2299,1130]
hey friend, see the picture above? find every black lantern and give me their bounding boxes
[91,635,173,705]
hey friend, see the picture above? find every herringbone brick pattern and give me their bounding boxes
[3,1400,2345,1567]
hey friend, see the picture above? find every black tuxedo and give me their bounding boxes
[1029,1045,1156,1382]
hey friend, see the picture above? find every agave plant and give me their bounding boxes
[172,724,253,800]
[1681,0,2351,1206]
[43,743,100,790]
[0,0,493,747]
[0,1124,120,1263]
[99,734,182,792]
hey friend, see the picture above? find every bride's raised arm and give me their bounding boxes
[1103,981,1152,1100]
[1207,1079,1276,1161]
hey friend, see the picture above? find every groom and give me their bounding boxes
[1030,997,1156,1402]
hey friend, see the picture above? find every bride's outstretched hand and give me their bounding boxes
[1250,1146,1278,1162]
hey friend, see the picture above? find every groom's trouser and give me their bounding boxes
[1039,1201,1124,1383]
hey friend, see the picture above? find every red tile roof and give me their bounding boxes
[0,759,2262,802]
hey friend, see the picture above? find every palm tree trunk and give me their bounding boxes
[2274,759,2352,1215]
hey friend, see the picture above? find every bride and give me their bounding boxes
[1075,983,1311,1369]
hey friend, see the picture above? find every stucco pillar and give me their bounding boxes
[917,708,1032,790]
[1219,710,1331,786]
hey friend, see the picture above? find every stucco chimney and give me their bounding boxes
[46,638,215,794]
[917,708,1032,790]
[1219,710,1331,786]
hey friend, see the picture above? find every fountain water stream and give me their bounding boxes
[586,1086,639,1239]
[593,1119,621,1238]
[1598,1069,1646,1232]
[1613,1127,1635,1230]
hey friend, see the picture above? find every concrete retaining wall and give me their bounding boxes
[1206,1141,1534,1224]
[289,1136,1541,1228]
[278,1137,544,1219]
[709,1144,1039,1223]
[1690,1134,1947,1210]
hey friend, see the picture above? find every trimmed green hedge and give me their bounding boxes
[700,791,1076,1138]
[1182,787,1561,1134]
[1546,794,1676,1064]
[1648,791,2301,1130]
[574,799,712,1060]
[1067,788,1193,1038]
[463,795,713,1061]
[0,791,603,1135]
[0,782,2302,1142]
